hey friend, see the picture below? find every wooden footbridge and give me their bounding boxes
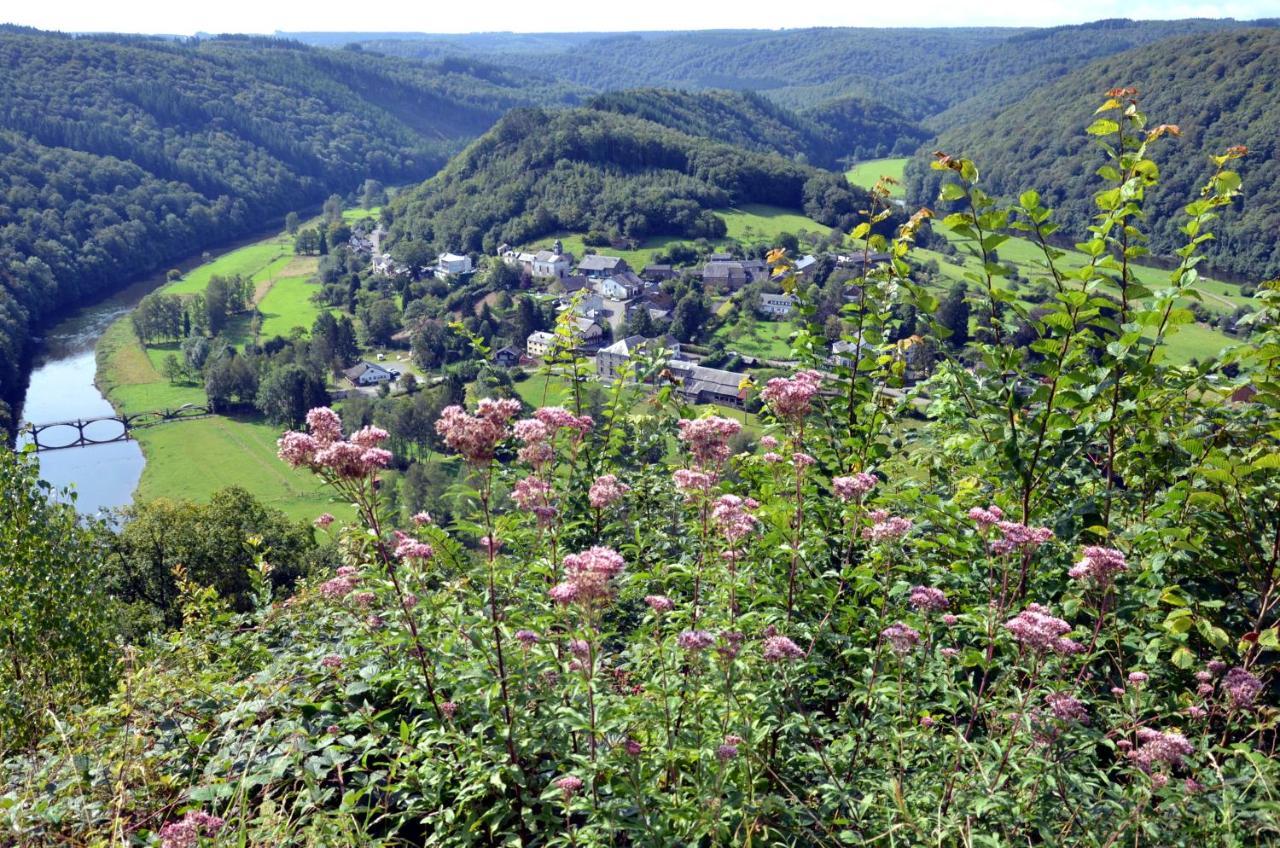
[22,404,211,451]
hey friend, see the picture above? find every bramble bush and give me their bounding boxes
[2,91,1278,846]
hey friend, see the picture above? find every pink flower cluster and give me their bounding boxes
[434,398,522,464]
[677,416,742,468]
[589,474,629,509]
[514,407,593,467]
[717,734,744,761]
[512,476,557,524]
[278,408,392,480]
[320,565,359,601]
[1004,604,1081,655]
[760,369,823,420]
[644,594,674,613]
[863,510,913,543]
[833,472,877,502]
[909,585,949,613]
[678,629,716,652]
[762,634,805,662]
[159,810,225,848]
[393,531,434,561]
[989,521,1055,556]
[881,622,920,654]
[712,494,760,543]
[1068,546,1128,586]
[549,546,626,607]
[1222,667,1263,709]
[968,504,1004,528]
[1130,728,1194,772]
[314,512,335,529]
[555,775,584,798]
[673,468,715,499]
[1045,692,1090,723]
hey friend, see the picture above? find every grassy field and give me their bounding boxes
[845,158,908,196]
[164,239,292,295]
[257,271,329,339]
[717,204,839,244]
[712,319,799,360]
[131,415,353,523]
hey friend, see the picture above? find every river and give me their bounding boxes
[14,228,282,516]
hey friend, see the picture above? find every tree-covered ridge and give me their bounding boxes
[585,88,928,168]
[386,107,873,255]
[906,28,1280,282]
[0,30,571,434]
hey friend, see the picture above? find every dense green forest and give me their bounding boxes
[385,107,873,255]
[906,28,1280,281]
[585,89,927,168]
[0,28,573,434]
[339,19,1275,120]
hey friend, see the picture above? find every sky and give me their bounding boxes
[5,0,1278,36]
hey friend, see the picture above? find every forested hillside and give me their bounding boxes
[586,89,927,168]
[0,29,573,434]
[906,28,1280,281]
[385,107,872,255]
[342,20,1273,121]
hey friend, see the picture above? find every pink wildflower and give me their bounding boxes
[349,425,389,449]
[393,531,434,561]
[941,613,959,626]
[940,647,959,658]
[314,512,335,529]
[760,369,823,420]
[305,407,343,443]
[551,546,626,607]
[441,701,457,719]
[480,535,502,556]
[1185,777,1205,793]
[1045,692,1090,723]
[881,622,920,654]
[792,451,815,468]
[644,594,674,613]
[1004,604,1080,654]
[863,510,913,543]
[555,775,584,798]
[968,504,1004,529]
[434,398,522,464]
[762,635,805,662]
[320,654,342,670]
[623,738,643,756]
[1068,546,1128,586]
[1130,728,1194,772]
[989,521,1054,555]
[717,630,745,660]
[1128,671,1149,685]
[760,435,779,449]
[673,468,715,498]
[568,639,591,659]
[909,585,949,613]
[716,738,741,761]
[319,576,357,600]
[1186,705,1207,719]
[920,716,936,729]
[677,416,742,467]
[159,811,225,848]
[402,592,418,609]
[365,614,385,629]
[534,406,593,436]
[411,511,433,526]
[678,630,715,652]
[762,452,783,464]
[1208,659,1227,675]
[352,591,375,608]
[833,472,877,502]
[515,629,539,647]
[1222,667,1263,709]
[589,474,630,509]
[712,494,759,542]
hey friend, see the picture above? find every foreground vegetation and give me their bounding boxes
[1,90,1276,846]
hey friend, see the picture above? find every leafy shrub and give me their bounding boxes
[2,92,1278,846]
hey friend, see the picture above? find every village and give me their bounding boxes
[353,223,896,410]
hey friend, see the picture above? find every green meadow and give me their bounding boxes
[844,157,908,196]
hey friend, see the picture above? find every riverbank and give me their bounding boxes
[92,219,369,522]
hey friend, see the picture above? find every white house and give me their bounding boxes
[759,292,796,318]
[578,254,628,279]
[344,361,396,386]
[596,272,644,300]
[532,249,573,279]
[527,331,558,359]
[435,252,473,278]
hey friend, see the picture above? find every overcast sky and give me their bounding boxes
[5,0,1278,36]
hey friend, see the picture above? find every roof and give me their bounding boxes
[344,361,391,380]
[493,345,522,358]
[795,255,818,271]
[669,362,747,397]
[578,254,625,272]
[528,331,556,344]
[599,334,676,357]
[533,250,569,263]
[643,264,672,272]
[439,252,468,263]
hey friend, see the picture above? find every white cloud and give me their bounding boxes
[5,0,1275,36]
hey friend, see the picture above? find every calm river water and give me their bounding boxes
[15,274,166,515]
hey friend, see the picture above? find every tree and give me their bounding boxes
[937,282,971,349]
[361,298,402,347]
[108,488,317,628]
[181,335,211,371]
[256,363,330,427]
[670,291,710,342]
[162,353,184,385]
[361,179,386,209]
[294,228,320,255]
[318,227,329,256]
[323,193,343,224]
[0,450,115,750]
[285,211,300,234]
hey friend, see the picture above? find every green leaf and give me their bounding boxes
[1087,119,1120,137]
